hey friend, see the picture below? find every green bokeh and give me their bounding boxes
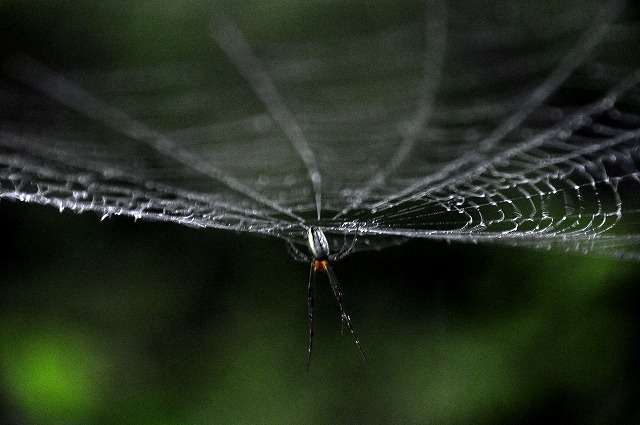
[1,199,638,424]
[0,321,107,423]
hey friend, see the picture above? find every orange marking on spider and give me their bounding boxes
[313,259,327,273]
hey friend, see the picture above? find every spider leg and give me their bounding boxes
[329,230,358,262]
[306,262,317,371]
[325,263,366,362]
[286,239,310,263]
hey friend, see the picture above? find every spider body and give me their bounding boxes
[307,226,330,260]
[287,226,365,369]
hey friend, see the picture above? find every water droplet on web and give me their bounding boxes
[464,129,479,142]
[252,115,272,133]
[283,175,296,186]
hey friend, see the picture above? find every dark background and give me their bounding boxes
[3,191,639,425]
[1,1,639,424]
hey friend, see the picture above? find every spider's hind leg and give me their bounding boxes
[325,263,366,362]
[306,262,317,371]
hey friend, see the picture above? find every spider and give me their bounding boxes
[287,226,366,369]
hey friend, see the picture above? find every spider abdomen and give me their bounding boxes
[307,226,330,261]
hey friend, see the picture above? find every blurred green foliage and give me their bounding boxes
[1,199,638,424]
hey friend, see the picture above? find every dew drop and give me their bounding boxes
[257,174,270,186]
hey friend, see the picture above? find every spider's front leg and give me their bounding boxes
[329,230,358,262]
[286,239,310,263]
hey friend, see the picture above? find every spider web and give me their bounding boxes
[1,0,640,259]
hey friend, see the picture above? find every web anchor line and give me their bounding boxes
[211,15,323,221]
[5,56,306,225]
[332,0,448,221]
[360,65,640,226]
[359,1,627,218]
